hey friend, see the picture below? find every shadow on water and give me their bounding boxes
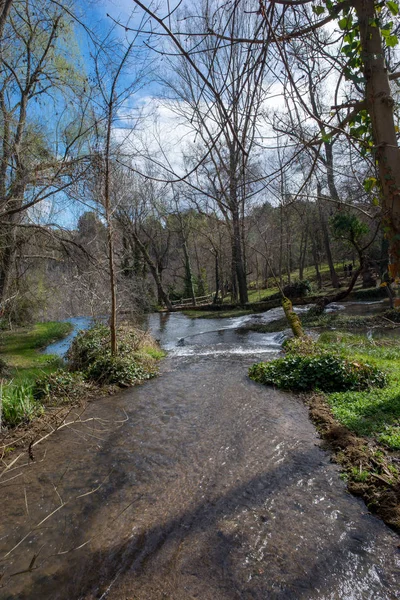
[5,447,393,600]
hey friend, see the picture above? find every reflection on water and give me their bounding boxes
[2,301,399,600]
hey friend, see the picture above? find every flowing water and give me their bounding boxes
[1,307,399,599]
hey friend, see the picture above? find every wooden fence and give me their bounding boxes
[170,294,214,309]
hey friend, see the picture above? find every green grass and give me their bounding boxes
[0,321,72,384]
[318,331,400,449]
[0,321,73,427]
[142,346,167,360]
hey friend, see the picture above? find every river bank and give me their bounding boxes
[0,320,163,460]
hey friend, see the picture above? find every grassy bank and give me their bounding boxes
[318,331,400,449]
[0,321,72,383]
[0,321,164,432]
[250,330,400,530]
[0,321,73,428]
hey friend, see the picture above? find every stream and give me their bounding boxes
[1,303,399,599]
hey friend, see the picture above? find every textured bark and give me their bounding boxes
[182,238,196,305]
[355,0,400,282]
[317,193,340,289]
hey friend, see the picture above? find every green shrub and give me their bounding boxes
[85,355,154,386]
[67,324,158,387]
[282,280,311,298]
[249,354,387,393]
[354,287,387,300]
[33,369,87,405]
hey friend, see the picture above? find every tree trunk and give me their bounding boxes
[182,238,196,305]
[299,225,308,281]
[232,213,248,305]
[213,253,220,304]
[104,102,117,356]
[317,188,340,288]
[311,235,323,290]
[0,221,17,312]
[355,0,400,292]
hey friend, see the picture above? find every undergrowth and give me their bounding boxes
[250,329,400,451]
[0,322,163,429]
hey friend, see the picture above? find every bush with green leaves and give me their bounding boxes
[84,355,154,386]
[33,369,88,405]
[282,280,311,298]
[67,324,158,386]
[354,287,387,300]
[249,354,387,393]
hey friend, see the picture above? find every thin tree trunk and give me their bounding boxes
[311,235,322,290]
[317,188,340,288]
[104,103,117,356]
[182,238,196,305]
[213,253,220,304]
[232,212,248,305]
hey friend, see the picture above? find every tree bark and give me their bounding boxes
[317,191,340,288]
[355,0,400,288]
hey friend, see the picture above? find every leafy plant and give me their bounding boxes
[282,280,311,298]
[249,354,387,393]
[1,381,42,427]
[85,355,154,386]
[33,369,87,405]
[67,324,159,387]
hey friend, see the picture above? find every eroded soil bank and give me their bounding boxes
[0,353,399,599]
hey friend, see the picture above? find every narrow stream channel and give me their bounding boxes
[2,303,398,599]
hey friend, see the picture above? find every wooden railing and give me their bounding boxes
[171,294,214,308]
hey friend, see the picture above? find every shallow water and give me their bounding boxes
[0,353,399,599]
[43,316,93,357]
[1,305,398,599]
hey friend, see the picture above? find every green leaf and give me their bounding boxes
[387,0,399,15]
[312,5,326,15]
[386,34,398,47]
[338,15,352,30]
[363,176,377,192]
[372,197,380,206]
